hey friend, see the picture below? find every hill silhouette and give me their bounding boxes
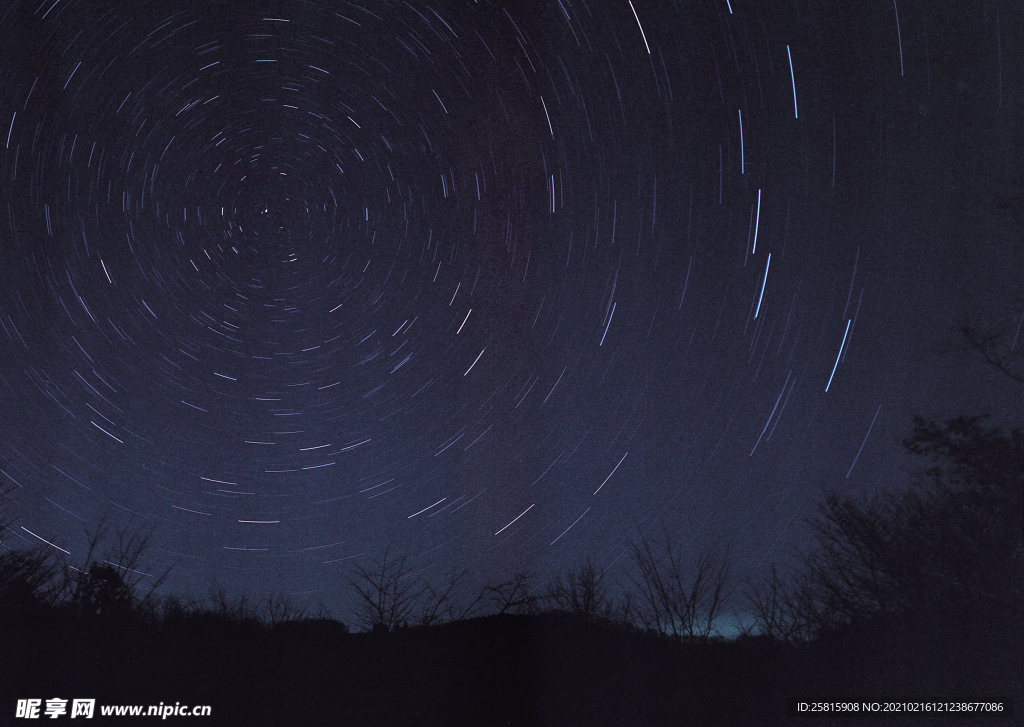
[1,413,1020,725]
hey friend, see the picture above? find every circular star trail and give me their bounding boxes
[0,0,1020,613]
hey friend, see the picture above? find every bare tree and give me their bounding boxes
[746,561,837,642]
[417,569,489,626]
[770,415,1024,643]
[64,516,171,619]
[746,562,790,640]
[953,298,1023,385]
[262,591,308,626]
[958,324,1023,384]
[549,557,616,624]
[481,572,541,615]
[628,533,731,641]
[349,548,424,632]
[206,580,257,622]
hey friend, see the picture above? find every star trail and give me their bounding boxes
[0,0,1020,618]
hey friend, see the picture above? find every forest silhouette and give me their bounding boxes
[2,328,1021,725]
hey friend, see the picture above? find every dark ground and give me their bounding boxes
[2,608,1018,726]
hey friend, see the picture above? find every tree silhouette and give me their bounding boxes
[0,547,62,614]
[71,562,134,617]
[758,415,1023,643]
[481,571,541,615]
[349,548,424,632]
[628,533,731,641]
[746,561,818,642]
[1,486,63,614]
[65,515,171,620]
[954,297,1023,385]
[416,568,487,626]
[548,557,616,624]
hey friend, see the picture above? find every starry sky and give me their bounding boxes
[0,0,1020,619]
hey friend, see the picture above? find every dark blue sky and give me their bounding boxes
[0,0,1020,621]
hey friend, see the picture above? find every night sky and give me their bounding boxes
[0,0,1020,622]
